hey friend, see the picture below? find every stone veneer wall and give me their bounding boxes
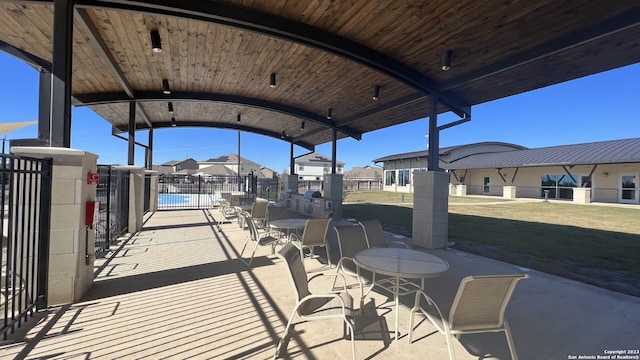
[11,147,98,305]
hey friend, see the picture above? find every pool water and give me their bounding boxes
[158,194,190,205]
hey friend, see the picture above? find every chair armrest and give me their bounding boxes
[308,272,350,294]
[413,290,446,334]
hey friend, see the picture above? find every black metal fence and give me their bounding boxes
[158,173,279,210]
[1,154,52,339]
[95,165,129,258]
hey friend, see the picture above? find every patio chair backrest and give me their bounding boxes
[335,225,368,260]
[449,274,528,331]
[267,206,289,223]
[243,212,260,241]
[277,243,311,310]
[300,218,332,247]
[251,198,269,219]
[358,219,386,248]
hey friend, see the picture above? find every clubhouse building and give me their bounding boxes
[373,138,640,204]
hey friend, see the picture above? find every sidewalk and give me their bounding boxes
[2,209,639,359]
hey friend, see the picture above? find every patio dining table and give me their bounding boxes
[268,218,307,240]
[353,247,449,341]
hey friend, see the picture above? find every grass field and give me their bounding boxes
[343,191,640,297]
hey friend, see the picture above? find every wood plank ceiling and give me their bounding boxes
[0,1,639,150]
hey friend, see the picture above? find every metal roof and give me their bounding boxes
[1,2,639,151]
[445,138,640,169]
[372,142,525,163]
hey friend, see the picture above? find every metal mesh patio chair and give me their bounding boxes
[289,217,332,269]
[358,219,409,249]
[408,274,528,360]
[274,243,356,360]
[333,224,373,290]
[250,197,269,229]
[238,211,281,267]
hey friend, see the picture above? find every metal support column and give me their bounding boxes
[331,128,337,174]
[128,102,135,165]
[38,69,52,144]
[50,0,73,147]
[290,141,295,175]
[146,128,153,169]
[427,97,439,171]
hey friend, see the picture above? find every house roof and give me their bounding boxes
[344,166,383,179]
[196,164,236,176]
[2,2,638,151]
[372,142,525,163]
[201,153,261,168]
[296,152,345,166]
[445,138,640,170]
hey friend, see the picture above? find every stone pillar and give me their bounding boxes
[449,184,457,196]
[412,171,449,249]
[146,170,159,212]
[115,166,145,233]
[323,174,343,219]
[503,185,517,199]
[573,187,591,204]
[456,184,467,196]
[284,174,299,193]
[11,147,98,305]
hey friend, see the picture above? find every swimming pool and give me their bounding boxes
[157,193,221,209]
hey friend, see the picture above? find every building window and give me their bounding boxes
[299,165,304,171]
[385,170,396,186]
[541,174,579,199]
[398,169,410,186]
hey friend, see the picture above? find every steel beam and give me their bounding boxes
[427,97,439,171]
[128,102,135,165]
[50,0,74,147]
[0,40,51,72]
[38,69,52,144]
[75,8,153,128]
[74,91,362,140]
[146,120,315,151]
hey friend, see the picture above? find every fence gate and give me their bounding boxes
[157,174,279,210]
[95,165,129,258]
[1,154,52,339]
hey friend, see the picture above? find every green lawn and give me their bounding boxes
[342,191,640,296]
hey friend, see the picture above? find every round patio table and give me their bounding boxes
[353,247,449,341]
[268,218,307,240]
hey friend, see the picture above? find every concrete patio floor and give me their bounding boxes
[2,208,639,359]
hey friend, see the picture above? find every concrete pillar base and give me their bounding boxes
[503,185,517,199]
[11,146,98,305]
[573,187,592,204]
[456,184,467,196]
[116,166,145,233]
[323,174,343,219]
[412,171,449,249]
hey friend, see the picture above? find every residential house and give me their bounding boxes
[294,152,344,181]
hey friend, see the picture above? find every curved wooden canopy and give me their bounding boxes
[1,1,639,151]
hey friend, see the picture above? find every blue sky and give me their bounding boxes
[1,52,639,173]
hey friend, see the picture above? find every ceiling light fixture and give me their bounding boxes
[270,73,276,88]
[327,108,332,120]
[300,121,305,130]
[237,114,241,122]
[281,131,286,139]
[441,50,452,71]
[150,30,162,53]
[171,117,176,127]
[168,102,174,113]
[162,79,171,95]
[372,85,380,101]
